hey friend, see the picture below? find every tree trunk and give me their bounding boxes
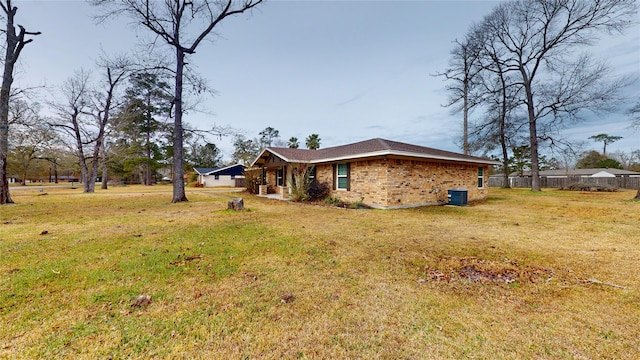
[101,146,108,190]
[88,93,110,192]
[88,117,107,193]
[80,157,90,192]
[87,140,101,192]
[172,47,187,203]
[521,72,541,191]
[71,111,90,193]
[498,64,510,189]
[65,105,90,191]
[145,95,152,186]
[0,119,11,203]
[462,74,469,155]
[635,188,640,200]
[0,5,16,204]
[1,2,39,204]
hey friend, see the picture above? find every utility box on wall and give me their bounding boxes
[447,189,468,206]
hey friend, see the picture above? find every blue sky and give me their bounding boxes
[14,0,640,162]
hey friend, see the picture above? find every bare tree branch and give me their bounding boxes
[91,0,265,202]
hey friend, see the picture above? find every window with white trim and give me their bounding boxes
[477,167,484,188]
[337,163,348,190]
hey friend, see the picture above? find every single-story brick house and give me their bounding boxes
[194,164,245,187]
[250,138,500,209]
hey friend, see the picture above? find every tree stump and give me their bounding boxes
[228,198,244,211]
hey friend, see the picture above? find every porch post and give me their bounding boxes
[259,167,268,195]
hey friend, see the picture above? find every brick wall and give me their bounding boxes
[317,158,488,208]
[265,168,277,193]
[262,158,489,208]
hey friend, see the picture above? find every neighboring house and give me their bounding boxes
[250,138,500,209]
[194,164,246,187]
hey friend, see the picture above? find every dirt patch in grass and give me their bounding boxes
[420,256,554,285]
[560,183,618,192]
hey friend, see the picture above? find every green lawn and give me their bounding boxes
[1,185,639,359]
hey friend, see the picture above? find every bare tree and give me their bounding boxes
[92,0,264,203]
[468,25,527,188]
[434,30,484,155]
[0,0,40,204]
[50,58,131,194]
[49,70,94,190]
[9,122,56,185]
[86,57,132,192]
[481,0,637,191]
[6,100,56,185]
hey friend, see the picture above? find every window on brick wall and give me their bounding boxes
[477,167,484,188]
[334,163,350,190]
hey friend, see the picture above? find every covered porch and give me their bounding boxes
[250,151,294,200]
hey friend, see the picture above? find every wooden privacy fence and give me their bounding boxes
[488,176,640,189]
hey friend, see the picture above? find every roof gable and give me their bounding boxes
[194,167,216,175]
[590,170,616,177]
[210,164,245,176]
[194,164,245,176]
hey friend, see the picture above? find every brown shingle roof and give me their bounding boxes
[252,138,499,166]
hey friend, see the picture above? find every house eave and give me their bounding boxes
[251,147,500,168]
[310,150,500,166]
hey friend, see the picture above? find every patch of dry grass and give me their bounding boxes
[1,185,639,359]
